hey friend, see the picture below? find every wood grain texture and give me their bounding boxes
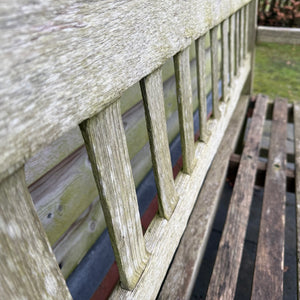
[206,94,268,300]
[229,14,236,86]
[196,35,210,143]
[174,48,196,174]
[140,69,178,220]
[80,101,149,290]
[221,19,229,102]
[294,102,300,298]
[251,98,287,300]
[0,169,72,299]
[240,8,245,63]
[29,146,98,246]
[244,4,249,57]
[228,153,295,192]
[257,26,300,45]
[111,54,251,299]
[235,11,241,74]
[244,0,258,95]
[0,0,251,182]
[210,26,221,119]
[159,95,249,300]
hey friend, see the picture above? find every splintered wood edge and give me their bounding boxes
[111,54,251,299]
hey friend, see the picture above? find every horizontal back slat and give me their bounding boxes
[0,0,251,182]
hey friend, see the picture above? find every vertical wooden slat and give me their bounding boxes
[206,95,268,300]
[294,102,300,298]
[235,11,240,74]
[221,19,229,102]
[244,4,249,57]
[196,35,210,143]
[210,26,221,119]
[140,69,179,220]
[158,96,250,300]
[240,7,245,64]
[244,0,258,94]
[252,99,287,299]
[229,14,236,86]
[80,100,149,290]
[0,169,72,299]
[174,47,196,174]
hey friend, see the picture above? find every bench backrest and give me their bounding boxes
[0,0,257,298]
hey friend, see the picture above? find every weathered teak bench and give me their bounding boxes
[2,0,297,299]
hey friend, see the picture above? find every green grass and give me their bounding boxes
[254,42,300,101]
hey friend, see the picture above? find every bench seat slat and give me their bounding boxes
[174,48,196,174]
[158,95,250,299]
[206,94,268,299]
[0,169,72,299]
[140,69,179,220]
[251,98,287,299]
[80,101,149,290]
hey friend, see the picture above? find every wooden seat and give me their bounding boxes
[160,95,297,299]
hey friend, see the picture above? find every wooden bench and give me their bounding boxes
[2,0,298,299]
[160,95,300,299]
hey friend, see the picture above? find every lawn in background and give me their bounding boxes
[254,42,300,101]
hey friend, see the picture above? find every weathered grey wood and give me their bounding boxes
[294,103,300,298]
[244,4,249,57]
[0,0,252,183]
[252,99,287,300]
[0,168,72,299]
[159,95,249,300]
[196,35,210,143]
[221,19,229,102]
[235,11,241,73]
[244,0,258,94]
[111,54,251,299]
[240,7,245,63]
[206,94,268,300]
[80,101,149,290]
[229,14,236,86]
[257,26,300,45]
[210,26,221,119]
[229,153,295,193]
[140,69,178,220]
[174,48,196,174]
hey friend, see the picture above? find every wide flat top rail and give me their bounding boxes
[0,0,251,182]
